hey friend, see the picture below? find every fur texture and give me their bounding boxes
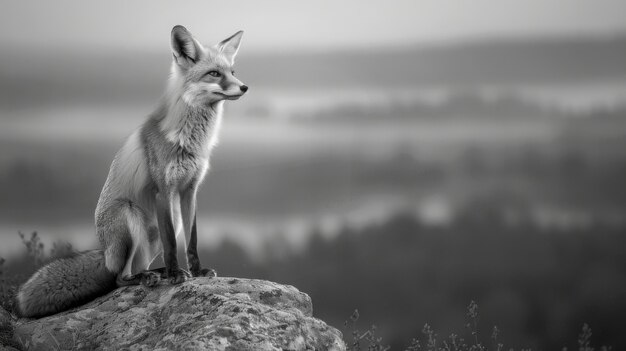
[17,25,246,318]
[17,251,116,318]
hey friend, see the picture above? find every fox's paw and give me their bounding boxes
[168,268,190,285]
[192,268,217,278]
[140,271,161,287]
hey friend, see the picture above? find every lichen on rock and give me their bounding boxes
[13,277,345,351]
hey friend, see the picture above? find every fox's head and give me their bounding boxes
[170,25,248,107]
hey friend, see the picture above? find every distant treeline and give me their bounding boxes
[198,211,626,350]
[291,92,563,122]
[2,124,626,225]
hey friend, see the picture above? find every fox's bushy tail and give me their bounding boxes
[17,250,117,318]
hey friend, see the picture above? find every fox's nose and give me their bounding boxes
[240,85,249,93]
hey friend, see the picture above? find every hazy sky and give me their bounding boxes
[1,0,626,52]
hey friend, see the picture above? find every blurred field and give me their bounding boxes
[1,35,626,349]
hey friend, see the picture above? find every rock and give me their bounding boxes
[14,277,345,351]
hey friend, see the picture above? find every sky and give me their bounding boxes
[1,0,625,52]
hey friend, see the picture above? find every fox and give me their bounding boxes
[17,25,248,318]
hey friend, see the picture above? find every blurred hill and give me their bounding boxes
[1,36,626,110]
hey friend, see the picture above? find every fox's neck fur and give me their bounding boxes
[157,63,224,157]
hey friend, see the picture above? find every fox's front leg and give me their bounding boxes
[156,191,188,284]
[181,186,216,278]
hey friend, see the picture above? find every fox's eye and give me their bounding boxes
[231,70,235,75]
[206,70,221,78]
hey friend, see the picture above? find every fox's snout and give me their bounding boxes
[223,76,248,97]
[231,83,249,97]
[215,81,248,101]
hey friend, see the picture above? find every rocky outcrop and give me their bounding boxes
[13,277,345,350]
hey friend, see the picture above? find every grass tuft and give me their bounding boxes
[344,301,611,351]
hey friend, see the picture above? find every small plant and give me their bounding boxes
[491,326,503,351]
[465,300,485,351]
[344,309,390,351]
[18,231,45,267]
[570,323,612,351]
[405,338,421,351]
[421,323,438,351]
[578,323,593,351]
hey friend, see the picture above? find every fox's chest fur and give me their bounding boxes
[161,101,223,159]
[144,101,224,191]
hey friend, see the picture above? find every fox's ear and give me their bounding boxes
[171,25,204,68]
[217,31,244,65]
